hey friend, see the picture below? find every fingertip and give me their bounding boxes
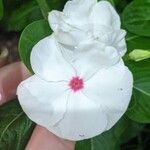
[26,125,75,150]
[0,61,31,105]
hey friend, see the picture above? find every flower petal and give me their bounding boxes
[63,0,96,28]
[48,10,71,33]
[17,75,69,127]
[90,1,120,29]
[82,60,133,130]
[48,10,92,47]
[98,29,127,57]
[50,91,107,141]
[55,28,91,48]
[114,30,127,56]
[61,41,120,80]
[31,35,75,82]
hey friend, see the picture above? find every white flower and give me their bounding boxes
[17,0,133,141]
[17,35,133,141]
[48,0,127,57]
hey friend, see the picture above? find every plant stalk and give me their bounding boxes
[36,0,49,19]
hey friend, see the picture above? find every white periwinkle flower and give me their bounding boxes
[17,0,133,141]
[48,0,127,56]
[17,34,133,140]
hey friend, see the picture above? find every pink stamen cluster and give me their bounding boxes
[69,76,84,92]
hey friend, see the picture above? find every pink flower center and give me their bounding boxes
[69,76,84,92]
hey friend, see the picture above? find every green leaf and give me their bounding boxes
[75,116,143,150]
[0,0,3,20]
[122,0,150,37]
[126,33,150,52]
[19,19,52,72]
[2,1,43,31]
[0,100,34,150]
[127,89,150,123]
[125,33,150,123]
[126,60,150,123]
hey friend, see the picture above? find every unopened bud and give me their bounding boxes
[129,49,150,62]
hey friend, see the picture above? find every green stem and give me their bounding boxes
[36,0,49,19]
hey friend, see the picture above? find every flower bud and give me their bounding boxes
[129,49,150,62]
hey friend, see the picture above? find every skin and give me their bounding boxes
[0,62,75,150]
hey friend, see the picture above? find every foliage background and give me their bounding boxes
[0,0,150,149]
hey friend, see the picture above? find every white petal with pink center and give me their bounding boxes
[17,34,133,140]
